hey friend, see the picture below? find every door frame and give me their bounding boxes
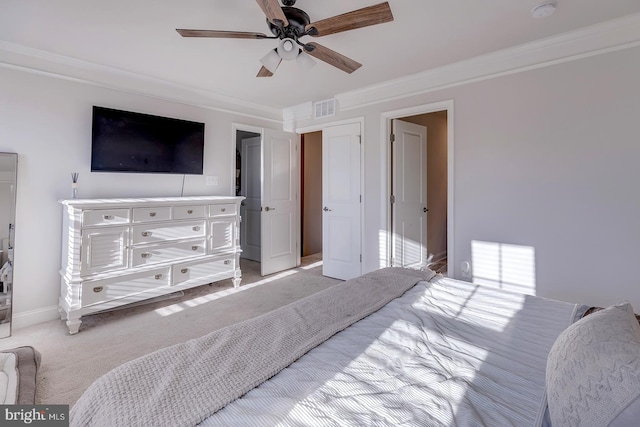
[296,117,365,274]
[238,135,261,262]
[232,123,302,271]
[381,100,454,274]
[231,123,263,196]
[231,123,264,265]
[391,119,429,269]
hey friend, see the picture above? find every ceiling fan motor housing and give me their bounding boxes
[267,7,310,39]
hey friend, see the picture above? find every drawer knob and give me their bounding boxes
[224,260,231,265]
[149,212,157,217]
[93,286,104,293]
[187,209,193,214]
[192,226,201,232]
[154,274,163,280]
[191,245,199,251]
[221,208,226,212]
[181,268,188,274]
[141,252,152,258]
[141,231,152,237]
[103,215,114,220]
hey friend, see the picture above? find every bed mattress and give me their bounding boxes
[201,276,580,427]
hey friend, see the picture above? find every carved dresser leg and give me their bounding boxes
[66,315,82,335]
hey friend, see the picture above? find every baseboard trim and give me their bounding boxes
[12,305,60,330]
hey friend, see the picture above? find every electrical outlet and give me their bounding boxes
[461,261,472,277]
[205,176,218,186]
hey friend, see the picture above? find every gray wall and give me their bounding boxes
[296,45,640,309]
[4,41,640,327]
[0,66,276,327]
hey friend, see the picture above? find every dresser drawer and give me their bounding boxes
[132,206,171,223]
[172,205,206,220]
[132,240,206,267]
[132,220,206,245]
[81,267,170,307]
[83,209,130,227]
[172,256,235,287]
[209,203,237,217]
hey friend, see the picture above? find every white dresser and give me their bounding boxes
[59,196,244,334]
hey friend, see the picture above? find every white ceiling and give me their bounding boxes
[2,0,640,111]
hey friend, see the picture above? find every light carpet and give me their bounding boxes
[0,254,341,406]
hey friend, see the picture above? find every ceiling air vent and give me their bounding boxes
[314,99,337,119]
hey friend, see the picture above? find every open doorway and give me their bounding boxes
[235,121,360,280]
[234,124,299,277]
[298,120,362,280]
[389,110,449,275]
[235,129,261,263]
[300,131,322,260]
[236,128,323,271]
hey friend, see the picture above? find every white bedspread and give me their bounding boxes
[71,268,434,427]
[202,276,579,427]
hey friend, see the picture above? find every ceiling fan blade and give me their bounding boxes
[257,66,274,77]
[306,2,393,37]
[304,42,362,74]
[256,0,289,27]
[176,29,268,39]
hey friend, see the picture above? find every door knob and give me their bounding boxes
[423,207,429,212]
[323,207,332,212]
[264,206,275,212]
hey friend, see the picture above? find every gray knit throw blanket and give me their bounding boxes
[70,267,435,427]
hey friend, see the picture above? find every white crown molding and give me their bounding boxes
[5,12,640,127]
[283,102,312,132]
[332,12,640,111]
[0,40,282,123]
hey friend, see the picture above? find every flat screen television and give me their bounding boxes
[91,106,205,174]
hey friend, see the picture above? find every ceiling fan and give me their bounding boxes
[176,0,394,77]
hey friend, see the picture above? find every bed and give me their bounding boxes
[70,267,640,427]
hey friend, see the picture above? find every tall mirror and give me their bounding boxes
[0,153,16,338]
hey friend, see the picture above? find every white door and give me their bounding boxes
[322,123,361,280]
[392,119,428,268]
[239,136,261,261]
[261,128,298,276]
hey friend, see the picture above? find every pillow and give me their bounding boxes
[0,352,18,404]
[546,302,640,427]
[0,346,40,404]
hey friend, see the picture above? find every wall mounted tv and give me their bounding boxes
[91,106,205,174]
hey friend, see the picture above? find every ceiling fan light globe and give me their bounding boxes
[296,51,316,70]
[260,49,281,74]
[278,38,300,61]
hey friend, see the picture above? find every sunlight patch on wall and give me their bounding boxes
[379,229,389,268]
[393,235,427,269]
[471,241,536,295]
